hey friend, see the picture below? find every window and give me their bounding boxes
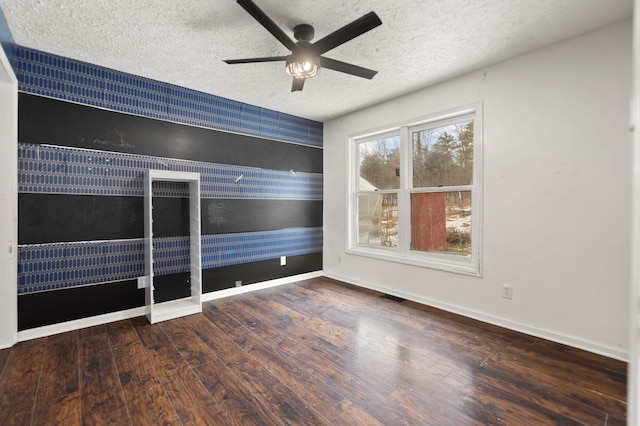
[349,106,482,275]
[356,133,400,248]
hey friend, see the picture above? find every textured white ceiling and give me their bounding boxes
[0,0,633,122]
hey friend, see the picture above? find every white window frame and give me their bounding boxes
[347,104,483,276]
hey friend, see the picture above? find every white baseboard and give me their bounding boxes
[324,271,628,362]
[15,271,323,343]
[17,306,146,343]
[201,271,323,302]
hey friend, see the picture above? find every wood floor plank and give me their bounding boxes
[1,409,32,426]
[218,298,308,356]
[483,349,627,419]
[194,359,283,426]
[267,297,456,396]
[503,338,627,399]
[78,324,108,340]
[183,314,253,369]
[306,285,513,365]
[130,316,170,347]
[79,335,130,426]
[0,338,47,419]
[202,301,243,332]
[228,322,415,425]
[227,325,352,408]
[389,386,482,425]
[606,414,628,426]
[213,295,284,328]
[232,357,331,425]
[79,331,111,356]
[143,342,227,425]
[252,293,360,352]
[32,391,81,426]
[106,319,141,348]
[323,399,386,426]
[37,331,79,403]
[443,367,608,425]
[161,316,224,367]
[0,346,10,376]
[110,338,180,425]
[236,321,388,423]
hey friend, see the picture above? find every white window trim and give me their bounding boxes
[346,103,483,277]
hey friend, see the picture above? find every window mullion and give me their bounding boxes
[411,185,473,194]
[398,126,411,254]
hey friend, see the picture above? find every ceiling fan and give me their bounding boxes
[224,0,382,92]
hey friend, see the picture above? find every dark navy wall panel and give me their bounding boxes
[19,94,322,173]
[18,279,144,331]
[203,252,322,293]
[201,199,323,234]
[154,272,191,303]
[19,194,144,244]
[19,193,322,243]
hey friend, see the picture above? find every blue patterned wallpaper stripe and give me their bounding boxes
[14,46,323,147]
[202,228,324,268]
[19,143,323,200]
[18,227,323,294]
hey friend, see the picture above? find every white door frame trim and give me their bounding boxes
[0,44,18,349]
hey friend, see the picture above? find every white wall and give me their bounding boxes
[628,2,639,424]
[324,20,632,360]
[0,46,17,349]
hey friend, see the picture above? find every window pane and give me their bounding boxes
[357,193,398,248]
[411,191,471,256]
[412,120,473,188]
[359,135,401,190]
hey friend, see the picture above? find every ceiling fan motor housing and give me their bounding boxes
[293,24,315,42]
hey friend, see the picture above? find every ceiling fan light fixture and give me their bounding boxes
[285,52,320,79]
[225,0,382,91]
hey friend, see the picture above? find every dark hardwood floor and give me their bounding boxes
[0,277,627,425]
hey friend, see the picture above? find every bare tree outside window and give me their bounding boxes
[412,120,474,256]
[358,136,400,247]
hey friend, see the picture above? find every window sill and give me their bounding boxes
[346,245,481,277]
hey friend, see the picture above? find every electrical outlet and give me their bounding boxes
[137,276,149,289]
[337,254,342,263]
[502,285,513,300]
[280,256,286,266]
[235,280,242,287]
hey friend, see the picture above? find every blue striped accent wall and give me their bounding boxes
[14,45,323,299]
[13,46,323,147]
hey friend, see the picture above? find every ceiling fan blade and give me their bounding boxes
[311,12,382,55]
[320,57,377,79]
[291,78,305,92]
[237,0,297,52]
[224,56,287,64]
